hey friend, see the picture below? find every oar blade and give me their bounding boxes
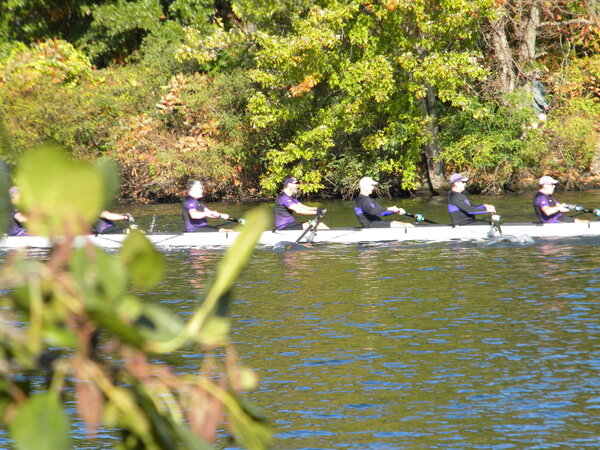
[272,241,307,252]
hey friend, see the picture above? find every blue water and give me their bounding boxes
[2,191,600,448]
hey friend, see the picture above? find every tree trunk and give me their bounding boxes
[419,84,445,194]
[517,1,541,63]
[488,13,516,94]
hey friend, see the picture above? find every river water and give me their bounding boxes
[3,191,600,448]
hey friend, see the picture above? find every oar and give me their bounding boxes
[294,210,325,243]
[214,216,246,228]
[273,210,326,251]
[565,204,600,217]
[404,212,438,224]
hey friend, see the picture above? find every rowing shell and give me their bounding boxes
[1,221,600,250]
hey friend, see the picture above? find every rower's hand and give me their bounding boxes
[124,213,135,223]
[316,207,326,215]
[219,213,230,220]
[397,208,406,216]
[484,204,496,214]
[558,203,571,213]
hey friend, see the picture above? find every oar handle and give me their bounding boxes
[565,204,600,216]
[405,212,437,224]
[217,216,246,224]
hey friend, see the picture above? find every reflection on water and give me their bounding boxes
[2,194,600,448]
[224,241,599,449]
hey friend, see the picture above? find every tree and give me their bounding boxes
[483,0,599,96]
[221,0,498,195]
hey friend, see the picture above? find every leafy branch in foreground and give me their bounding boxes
[0,147,272,449]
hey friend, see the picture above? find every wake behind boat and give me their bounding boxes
[2,221,600,249]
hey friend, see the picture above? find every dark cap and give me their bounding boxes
[282,175,299,187]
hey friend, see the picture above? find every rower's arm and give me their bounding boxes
[100,210,129,221]
[359,199,389,216]
[541,204,569,216]
[451,194,489,215]
[13,211,27,223]
[188,208,221,220]
[289,202,317,215]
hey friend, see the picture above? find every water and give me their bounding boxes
[2,191,600,448]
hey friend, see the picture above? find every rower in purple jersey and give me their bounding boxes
[182,180,233,232]
[447,173,496,226]
[354,176,414,228]
[93,210,134,234]
[533,175,587,223]
[273,175,329,231]
[7,186,27,236]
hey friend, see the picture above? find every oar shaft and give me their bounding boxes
[294,211,325,243]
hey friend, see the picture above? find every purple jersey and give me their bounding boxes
[274,192,300,230]
[533,191,562,223]
[8,209,26,236]
[354,194,393,227]
[447,191,487,226]
[182,195,208,232]
[93,217,114,234]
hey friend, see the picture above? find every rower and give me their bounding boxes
[447,173,496,226]
[354,177,414,228]
[533,175,588,223]
[8,186,28,236]
[93,210,135,234]
[274,175,329,231]
[182,180,233,232]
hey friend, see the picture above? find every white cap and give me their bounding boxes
[450,173,468,184]
[359,176,379,189]
[539,175,558,186]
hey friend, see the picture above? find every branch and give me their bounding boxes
[538,19,597,28]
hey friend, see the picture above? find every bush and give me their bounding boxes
[106,70,253,201]
[439,92,535,193]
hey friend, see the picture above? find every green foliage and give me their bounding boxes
[79,0,216,68]
[106,69,252,201]
[10,392,71,449]
[15,146,105,236]
[0,0,97,45]
[0,36,252,201]
[0,38,92,88]
[551,55,600,102]
[239,0,498,195]
[541,96,600,181]
[0,0,598,199]
[0,148,272,449]
[439,92,535,191]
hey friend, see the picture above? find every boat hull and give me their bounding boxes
[1,222,600,249]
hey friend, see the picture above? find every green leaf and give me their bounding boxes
[226,392,272,450]
[87,305,145,348]
[15,146,104,236]
[189,207,269,338]
[133,303,184,344]
[93,157,121,210]
[71,246,127,305]
[10,392,71,450]
[120,230,164,290]
[149,207,269,353]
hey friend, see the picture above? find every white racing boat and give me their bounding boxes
[1,221,600,249]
